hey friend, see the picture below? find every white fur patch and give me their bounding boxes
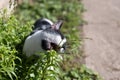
[59,38,67,47]
[23,31,43,57]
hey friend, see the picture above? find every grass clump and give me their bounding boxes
[0,11,31,79]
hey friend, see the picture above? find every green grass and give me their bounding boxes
[0,0,102,80]
[0,11,31,80]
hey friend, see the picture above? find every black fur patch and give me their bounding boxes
[41,39,51,50]
[33,19,51,30]
[29,30,38,35]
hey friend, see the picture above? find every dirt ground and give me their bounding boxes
[0,0,14,16]
[83,0,120,80]
[0,0,9,9]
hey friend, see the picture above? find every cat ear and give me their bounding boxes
[52,20,63,30]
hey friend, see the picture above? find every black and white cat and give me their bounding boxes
[23,18,66,57]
